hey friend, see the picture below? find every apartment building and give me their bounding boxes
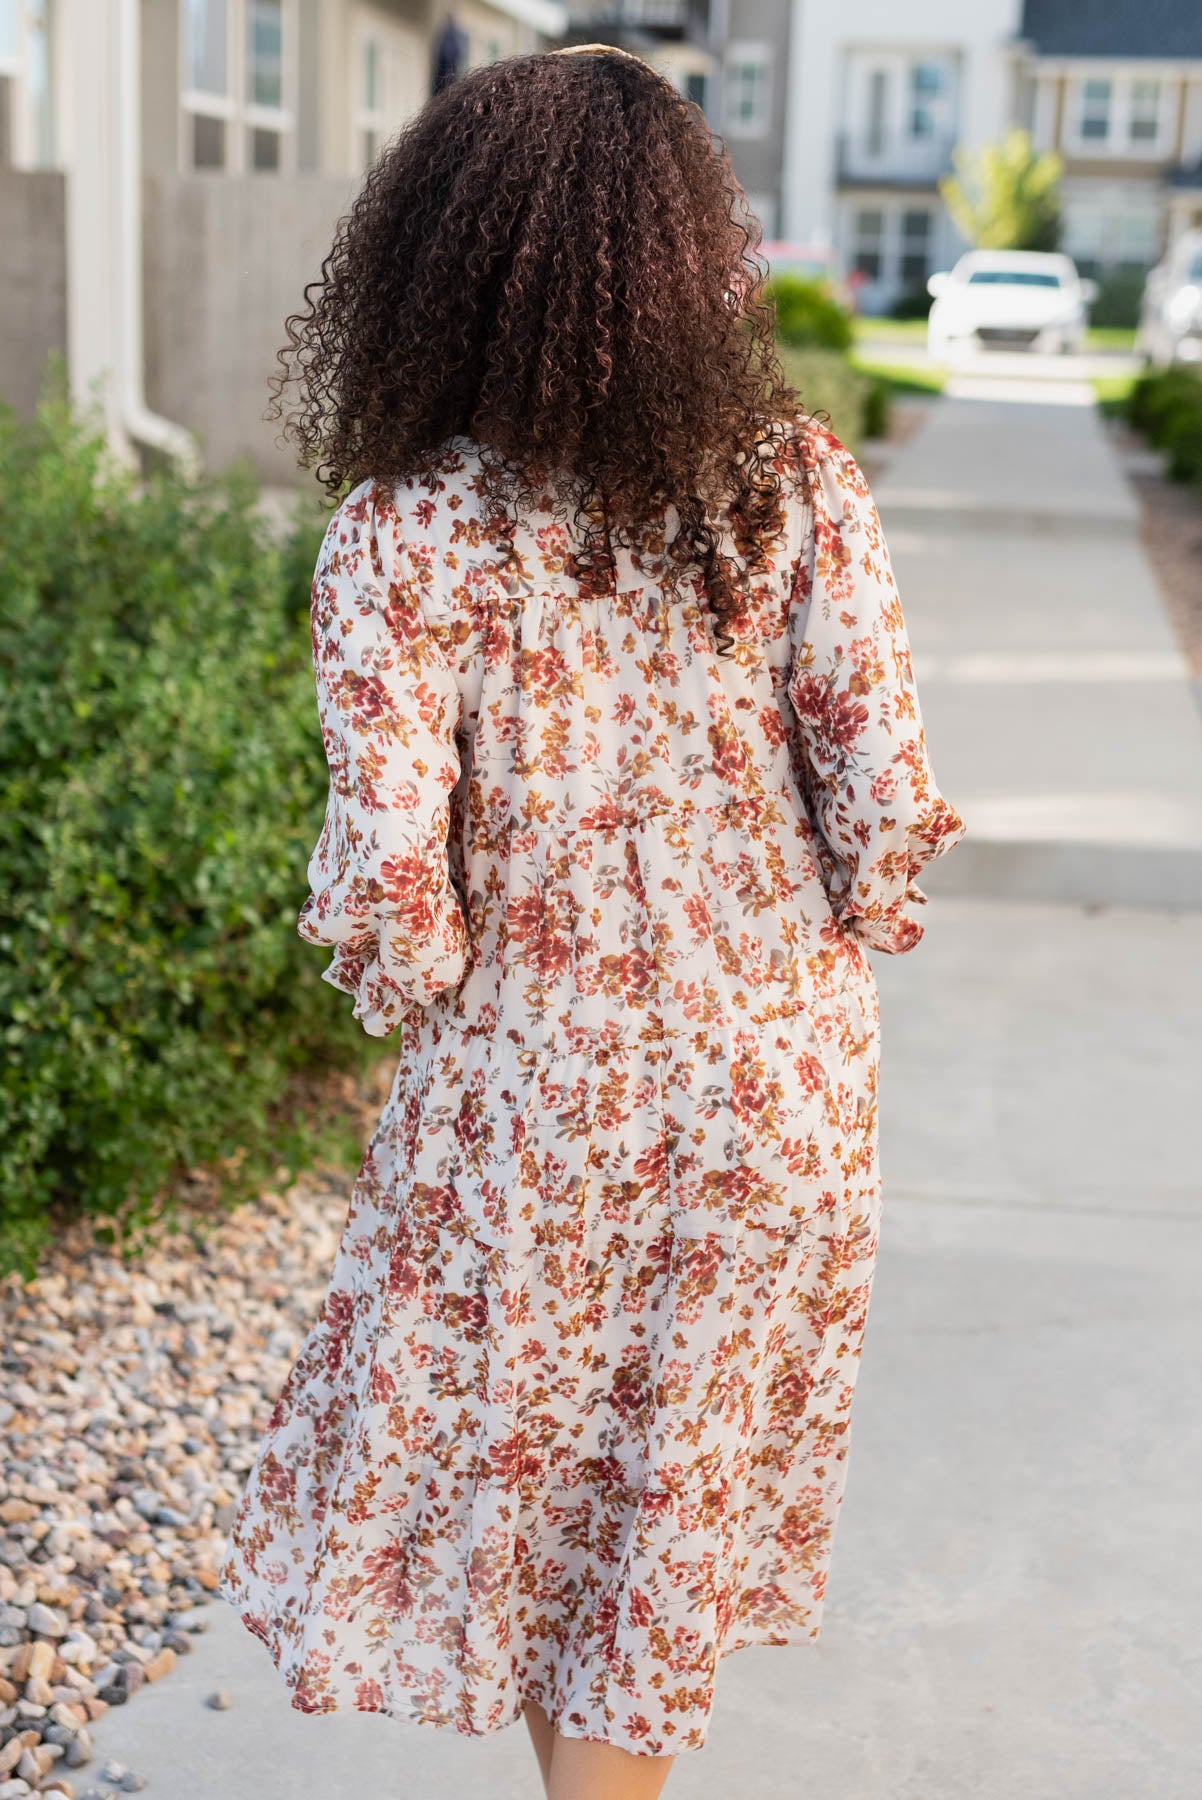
[714,0,791,239]
[0,0,565,474]
[1016,0,1202,279]
[777,0,1202,313]
[562,1,718,105]
[781,0,1021,313]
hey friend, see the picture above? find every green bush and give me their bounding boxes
[767,275,854,353]
[1089,269,1146,331]
[1164,406,1202,484]
[861,378,894,441]
[775,346,871,451]
[889,286,933,321]
[0,380,382,1277]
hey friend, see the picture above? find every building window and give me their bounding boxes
[1078,78,1112,145]
[1115,210,1159,268]
[0,0,53,168]
[909,62,943,139]
[247,0,282,109]
[0,0,13,166]
[357,33,386,170]
[245,0,286,167]
[900,208,933,285]
[725,45,770,138]
[684,70,707,114]
[866,68,887,158]
[853,208,885,280]
[1128,79,1161,147]
[181,0,292,173]
[192,112,225,167]
[185,0,228,96]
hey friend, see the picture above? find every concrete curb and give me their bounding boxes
[920,838,1202,911]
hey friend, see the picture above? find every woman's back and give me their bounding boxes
[220,41,964,1778]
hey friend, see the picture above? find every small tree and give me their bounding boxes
[939,128,1063,253]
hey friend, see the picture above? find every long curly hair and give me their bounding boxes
[269,47,808,651]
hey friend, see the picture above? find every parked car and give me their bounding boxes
[926,250,1098,356]
[1135,230,1202,366]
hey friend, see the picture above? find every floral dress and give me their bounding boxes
[218,419,965,1757]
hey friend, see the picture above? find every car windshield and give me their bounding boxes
[1188,255,1202,283]
[966,270,1063,288]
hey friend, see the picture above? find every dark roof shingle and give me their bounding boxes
[1020,0,1202,58]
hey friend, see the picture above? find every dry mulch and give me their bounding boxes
[1118,435,1202,679]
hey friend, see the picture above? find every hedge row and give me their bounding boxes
[0,382,382,1277]
[1126,366,1202,485]
[775,344,891,452]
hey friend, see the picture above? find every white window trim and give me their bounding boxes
[844,200,937,295]
[905,58,951,144]
[352,14,389,173]
[1063,70,1174,160]
[724,40,772,140]
[0,0,54,169]
[179,0,297,175]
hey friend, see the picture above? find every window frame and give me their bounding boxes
[907,60,945,142]
[179,0,297,175]
[1065,70,1172,160]
[0,0,54,170]
[724,40,772,140]
[353,20,389,173]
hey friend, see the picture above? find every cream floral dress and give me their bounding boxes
[218,419,965,1756]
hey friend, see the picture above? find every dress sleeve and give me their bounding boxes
[297,482,472,1035]
[786,430,966,954]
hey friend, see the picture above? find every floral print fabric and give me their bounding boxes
[219,420,965,1756]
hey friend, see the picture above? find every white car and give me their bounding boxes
[1135,230,1202,366]
[926,250,1098,357]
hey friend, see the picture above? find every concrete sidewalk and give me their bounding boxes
[85,896,1202,1799]
[873,393,1202,909]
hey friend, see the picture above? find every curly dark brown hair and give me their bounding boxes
[269,46,809,650]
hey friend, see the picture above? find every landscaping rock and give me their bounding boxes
[0,1115,373,1775]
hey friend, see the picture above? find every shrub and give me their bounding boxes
[1164,405,1202,484]
[861,378,894,441]
[767,275,854,354]
[0,380,382,1277]
[775,346,871,451]
[1127,365,1202,441]
[1088,269,1145,332]
[889,286,934,321]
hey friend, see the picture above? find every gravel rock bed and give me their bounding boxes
[0,1067,382,1796]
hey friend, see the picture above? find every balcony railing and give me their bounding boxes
[836,130,957,188]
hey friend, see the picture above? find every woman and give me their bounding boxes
[219,43,965,1800]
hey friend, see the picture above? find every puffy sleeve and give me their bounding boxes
[297,481,472,1035]
[786,430,966,953]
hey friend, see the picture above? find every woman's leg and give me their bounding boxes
[546,1730,675,1800]
[523,1699,557,1794]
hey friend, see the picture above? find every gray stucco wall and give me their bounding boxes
[0,169,67,417]
[142,172,360,482]
[723,0,791,238]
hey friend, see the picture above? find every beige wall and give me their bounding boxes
[141,171,359,481]
[0,170,67,416]
[141,0,181,176]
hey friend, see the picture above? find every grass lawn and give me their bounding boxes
[854,318,1137,354]
[852,355,948,397]
[1086,326,1138,352]
[1093,372,1139,413]
[853,317,928,343]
